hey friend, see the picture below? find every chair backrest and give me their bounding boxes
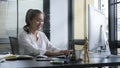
[9,37,19,54]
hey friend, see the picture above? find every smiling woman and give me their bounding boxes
[18,9,72,57]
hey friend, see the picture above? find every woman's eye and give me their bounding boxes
[36,19,40,21]
[36,19,43,22]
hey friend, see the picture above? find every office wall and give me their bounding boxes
[50,0,68,49]
[74,0,94,39]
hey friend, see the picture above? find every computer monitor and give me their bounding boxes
[88,5,111,54]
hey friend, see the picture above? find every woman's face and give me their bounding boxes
[30,13,44,31]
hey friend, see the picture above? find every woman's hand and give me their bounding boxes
[60,50,73,55]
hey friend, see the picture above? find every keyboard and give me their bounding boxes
[36,55,48,58]
[54,55,66,58]
[106,55,120,58]
[89,52,110,58]
[36,57,59,61]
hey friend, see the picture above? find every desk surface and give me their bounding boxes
[0,57,120,68]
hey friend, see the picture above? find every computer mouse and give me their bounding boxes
[36,55,48,58]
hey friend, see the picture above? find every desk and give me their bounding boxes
[0,57,120,68]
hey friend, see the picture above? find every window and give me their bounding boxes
[18,0,43,34]
[117,4,120,40]
[108,0,120,54]
[0,0,17,43]
[0,0,43,43]
[101,0,108,37]
[117,0,120,2]
[0,0,44,54]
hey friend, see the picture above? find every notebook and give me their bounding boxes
[0,54,33,60]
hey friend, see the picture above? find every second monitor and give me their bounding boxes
[88,5,111,55]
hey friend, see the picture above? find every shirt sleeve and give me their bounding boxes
[41,32,61,52]
[18,32,40,56]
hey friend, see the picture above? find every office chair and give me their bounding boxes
[69,39,85,50]
[9,37,19,55]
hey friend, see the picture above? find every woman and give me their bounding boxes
[18,9,72,57]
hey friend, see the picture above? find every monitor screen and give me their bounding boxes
[88,5,110,54]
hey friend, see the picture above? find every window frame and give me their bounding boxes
[108,0,119,54]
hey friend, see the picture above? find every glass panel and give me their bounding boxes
[0,0,17,40]
[117,4,120,40]
[101,0,108,17]
[0,0,43,53]
[101,0,108,38]
[0,0,43,43]
[117,0,120,2]
[109,0,116,4]
[18,0,43,33]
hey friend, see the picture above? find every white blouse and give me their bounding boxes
[18,30,60,56]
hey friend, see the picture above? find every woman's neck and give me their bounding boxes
[29,28,39,41]
[29,28,38,35]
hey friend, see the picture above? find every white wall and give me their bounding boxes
[50,0,68,50]
[74,0,94,39]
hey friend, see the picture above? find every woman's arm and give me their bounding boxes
[40,32,73,56]
[45,50,73,56]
